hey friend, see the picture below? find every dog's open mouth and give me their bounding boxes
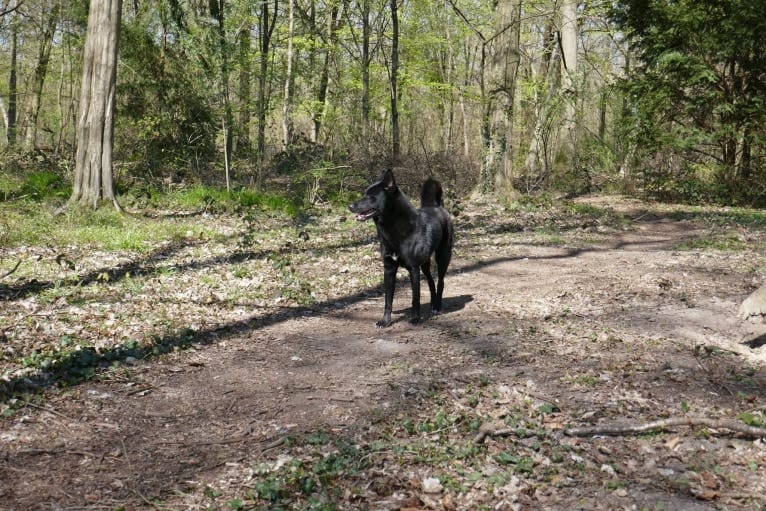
[355,210,377,221]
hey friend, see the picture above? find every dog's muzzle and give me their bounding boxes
[354,210,376,221]
[349,203,377,221]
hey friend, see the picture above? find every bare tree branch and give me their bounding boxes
[0,0,23,18]
[445,0,485,42]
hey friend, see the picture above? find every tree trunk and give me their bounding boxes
[479,0,522,195]
[55,33,76,156]
[22,3,60,151]
[389,0,399,161]
[313,53,330,144]
[282,0,295,150]
[361,0,371,160]
[523,16,556,190]
[69,0,123,210]
[211,0,233,176]
[739,126,751,181]
[5,11,18,147]
[312,19,332,143]
[236,22,252,154]
[459,42,477,158]
[559,0,577,147]
[256,0,277,185]
[443,21,455,153]
[309,1,342,144]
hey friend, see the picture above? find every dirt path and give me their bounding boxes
[2,196,766,510]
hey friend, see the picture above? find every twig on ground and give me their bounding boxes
[133,488,160,509]
[526,391,560,407]
[564,417,766,438]
[23,401,74,422]
[260,436,286,453]
[725,492,766,503]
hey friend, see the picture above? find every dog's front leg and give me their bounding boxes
[408,266,422,324]
[377,258,398,328]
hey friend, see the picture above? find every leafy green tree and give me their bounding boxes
[614,0,766,202]
[116,5,216,179]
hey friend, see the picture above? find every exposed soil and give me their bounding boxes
[2,195,766,510]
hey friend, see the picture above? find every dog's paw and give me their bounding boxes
[431,307,441,315]
[409,316,422,325]
[376,320,392,328]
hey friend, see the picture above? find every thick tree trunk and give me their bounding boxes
[69,0,123,210]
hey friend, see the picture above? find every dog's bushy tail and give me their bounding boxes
[420,178,443,207]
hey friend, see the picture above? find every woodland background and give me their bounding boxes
[3,2,766,509]
[1,0,765,205]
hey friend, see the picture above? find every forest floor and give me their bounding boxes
[2,194,766,510]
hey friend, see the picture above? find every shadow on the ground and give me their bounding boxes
[743,333,766,349]
[1,284,481,401]
[0,209,722,402]
[4,203,766,511]
[0,234,373,301]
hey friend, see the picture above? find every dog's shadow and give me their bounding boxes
[440,294,473,314]
[743,333,766,349]
[391,294,474,324]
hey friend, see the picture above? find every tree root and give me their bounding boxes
[564,417,766,438]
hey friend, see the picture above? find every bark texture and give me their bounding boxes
[70,0,123,210]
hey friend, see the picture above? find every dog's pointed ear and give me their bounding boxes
[383,168,397,191]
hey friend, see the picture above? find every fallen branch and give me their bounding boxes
[565,417,766,438]
[0,260,22,280]
[473,421,514,444]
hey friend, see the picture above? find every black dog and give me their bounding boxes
[350,169,453,327]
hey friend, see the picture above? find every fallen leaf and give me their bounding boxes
[664,435,681,450]
[699,471,719,490]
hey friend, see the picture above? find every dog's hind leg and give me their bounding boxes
[408,266,422,324]
[421,260,438,314]
[434,245,451,313]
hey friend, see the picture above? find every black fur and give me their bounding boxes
[349,169,454,327]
